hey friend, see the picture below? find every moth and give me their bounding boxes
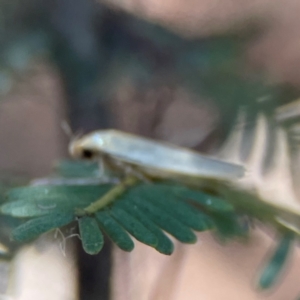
[69,129,245,187]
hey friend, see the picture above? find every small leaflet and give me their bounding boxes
[96,210,134,252]
[110,206,158,247]
[131,196,197,244]
[116,200,174,255]
[79,216,104,255]
[259,233,294,289]
[12,212,74,242]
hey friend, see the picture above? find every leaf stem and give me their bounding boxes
[77,176,139,216]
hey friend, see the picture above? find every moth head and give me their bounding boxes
[69,133,104,161]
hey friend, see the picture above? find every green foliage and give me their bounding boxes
[12,212,74,242]
[3,185,113,217]
[55,160,100,178]
[259,233,294,289]
[3,179,247,256]
[96,210,134,252]
[79,216,104,255]
[116,202,174,254]
[129,190,197,244]
[1,159,299,284]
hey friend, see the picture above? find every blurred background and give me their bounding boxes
[1,0,300,299]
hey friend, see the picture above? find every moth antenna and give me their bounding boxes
[60,120,85,145]
[60,120,74,140]
[70,130,84,143]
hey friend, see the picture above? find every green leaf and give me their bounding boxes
[3,185,113,217]
[11,212,74,242]
[130,195,197,244]
[95,210,134,252]
[259,233,294,289]
[3,181,249,255]
[2,201,53,218]
[8,185,113,202]
[175,186,234,212]
[55,160,100,178]
[78,216,104,255]
[206,210,247,239]
[141,184,214,231]
[116,200,174,255]
[110,206,158,247]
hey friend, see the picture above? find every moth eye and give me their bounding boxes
[81,149,95,159]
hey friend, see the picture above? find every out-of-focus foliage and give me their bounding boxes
[0,1,299,136]
[0,181,28,258]
[259,233,294,289]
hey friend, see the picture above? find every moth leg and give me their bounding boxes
[98,158,107,177]
[123,165,151,183]
[114,161,151,183]
[97,156,123,184]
